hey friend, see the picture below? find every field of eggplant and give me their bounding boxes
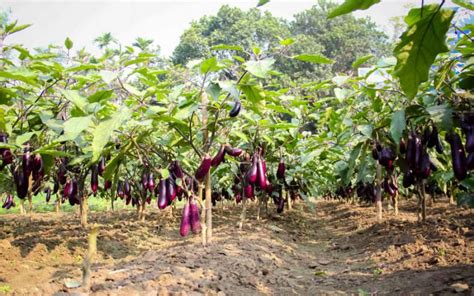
[0,0,473,294]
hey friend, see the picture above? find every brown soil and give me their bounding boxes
[0,199,473,295]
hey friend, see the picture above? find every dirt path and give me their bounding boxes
[0,199,473,295]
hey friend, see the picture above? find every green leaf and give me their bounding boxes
[16,132,36,146]
[0,70,39,86]
[352,55,374,68]
[200,57,220,74]
[328,0,381,18]
[64,37,73,50]
[244,58,275,78]
[60,116,92,141]
[393,6,455,98]
[92,107,131,162]
[240,85,263,104]
[161,168,170,179]
[390,110,406,145]
[87,90,114,103]
[293,54,333,64]
[453,0,474,10]
[279,38,295,46]
[343,142,363,185]
[8,23,32,34]
[257,0,270,7]
[426,104,453,131]
[60,90,87,113]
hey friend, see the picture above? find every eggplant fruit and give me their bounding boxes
[98,156,106,176]
[190,198,201,234]
[277,158,285,179]
[180,202,191,237]
[211,144,226,167]
[157,179,168,209]
[195,154,212,181]
[91,165,99,196]
[229,100,241,117]
[257,157,267,190]
[448,132,467,181]
[224,145,243,157]
[246,155,258,184]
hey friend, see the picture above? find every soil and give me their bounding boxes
[0,199,473,295]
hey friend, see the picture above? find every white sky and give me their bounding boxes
[0,0,457,57]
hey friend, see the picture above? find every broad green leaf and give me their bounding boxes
[393,6,455,98]
[452,0,474,10]
[87,90,114,103]
[65,64,98,72]
[293,54,333,64]
[244,58,275,78]
[60,116,92,141]
[8,23,32,34]
[390,110,406,145]
[64,37,73,50]
[279,38,295,46]
[343,142,363,185]
[0,70,39,86]
[200,57,220,74]
[16,132,36,145]
[92,108,131,162]
[328,0,381,18]
[60,90,87,113]
[426,104,453,131]
[240,85,263,104]
[352,55,373,68]
[257,0,270,7]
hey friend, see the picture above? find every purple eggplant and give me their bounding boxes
[124,179,131,198]
[148,173,155,192]
[447,132,467,181]
[141,171,149,189]
[371,148,379,160]
[277,198,285,213]
[257,157,267,190]
[467,152,474,171]
[224,145,243,157]
[466,127,474,153]
[244,184,254,198]
[91,165,99,196]
[117,180,124,199]
[277,158,285,179]
[32,154,43,174]
[171,160,184,179]
[195,154,212,181]
[44,187,52,203]
[22,144,33,178]
[180,201,191,237]
[2,149,13,165]
[104,179,112,190]
[157,179,168,209]
[14,169,28,199]
[166,178,177,202]
[229,100,241,117]
[246,155,258,184]
[190,198,201,234]
[98,156,106,176]
[211,144,226,167]
[399,138,407,154]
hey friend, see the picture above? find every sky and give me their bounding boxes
[0,0,458,57]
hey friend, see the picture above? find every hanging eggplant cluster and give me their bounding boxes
[180,196,201,237]
[335,184,353,200]
[371,142,396,171]
[355,182,376,203]
[63,178,79,205]
[400,130,439,187]
[383,174,398,197]
[156,160,187,210]
[0,133,13,169]
[243,148,271,200]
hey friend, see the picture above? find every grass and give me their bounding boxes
[0,193,188,215]
[0,193,130,215]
